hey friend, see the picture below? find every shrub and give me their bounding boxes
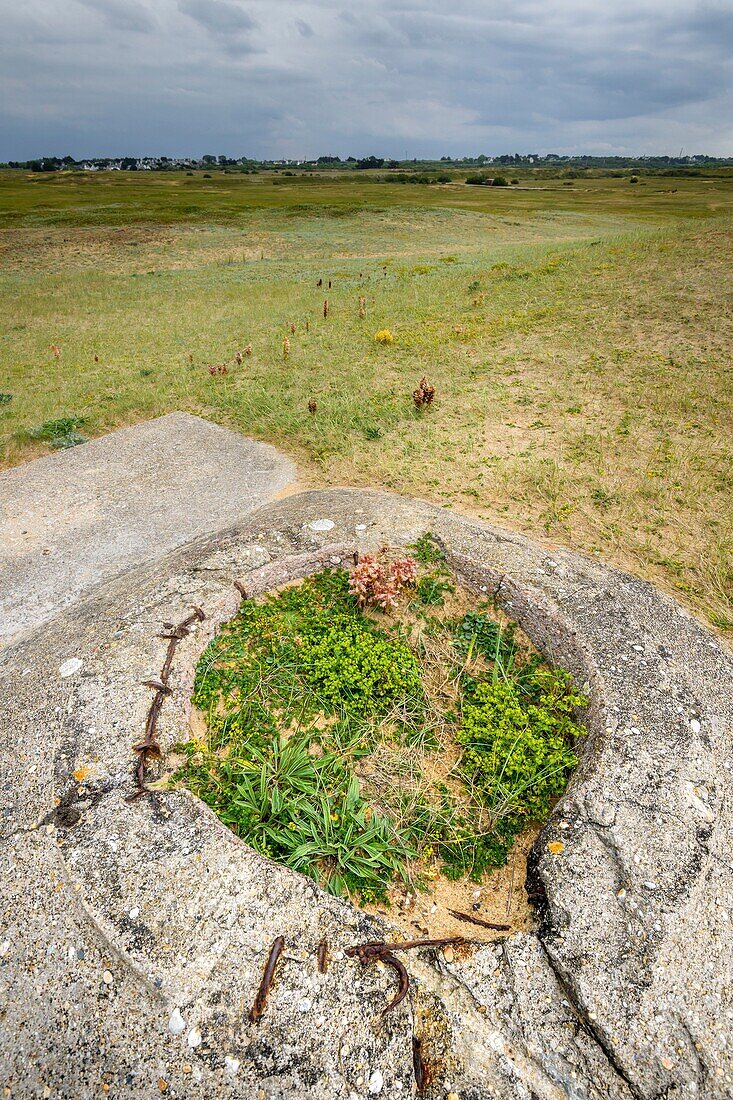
[456,672,584,822]
[299,620,423,716]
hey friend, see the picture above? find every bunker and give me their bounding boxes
[1,418,731,1098]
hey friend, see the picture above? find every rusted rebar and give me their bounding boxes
[447,910,511,932]
[128,606,205,800]
[249,936,285,1023]
[345,937,465,1015]
[412,1036,429,1093]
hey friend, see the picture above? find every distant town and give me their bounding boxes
[3,153,732,173]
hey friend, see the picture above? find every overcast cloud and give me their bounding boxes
[1,0,731,159]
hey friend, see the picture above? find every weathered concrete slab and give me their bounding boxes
[1,488,732,1099]
[0,413,295,644]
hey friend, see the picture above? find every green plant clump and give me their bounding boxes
[28,415,89,449]
[299,622,422,715]
[457,673,582,821]
[175,558,586,901]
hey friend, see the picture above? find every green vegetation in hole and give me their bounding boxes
[174,550,586,902]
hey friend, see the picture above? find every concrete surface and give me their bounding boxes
[0,413,295,643]
[1,487,731,1099]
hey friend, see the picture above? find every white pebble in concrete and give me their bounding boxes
[368,1069,384,1094]
[59,658,83,678]
[168,1008,186,1035]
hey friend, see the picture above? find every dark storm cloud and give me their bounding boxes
[0,0,731,159]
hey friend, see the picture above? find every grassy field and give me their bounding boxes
[1,169,731,632]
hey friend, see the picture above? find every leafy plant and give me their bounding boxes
[457,672,584,823]
[415,574,454,606]
[410,531,446,564]
[178,733,414,900]
[348,553,418,610]
[28,416,88,449]
[299,619,423,716]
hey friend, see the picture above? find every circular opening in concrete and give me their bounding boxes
[169,542,588,940]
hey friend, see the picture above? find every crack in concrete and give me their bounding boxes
[535,937,642,1100]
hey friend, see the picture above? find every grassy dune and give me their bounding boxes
[1,170,731,632]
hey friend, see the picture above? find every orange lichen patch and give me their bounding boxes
[547,840,565,854]
[72,765,91,783]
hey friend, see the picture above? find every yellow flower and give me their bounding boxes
[374,328,394,345]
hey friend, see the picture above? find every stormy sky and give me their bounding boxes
[1,0,732,160]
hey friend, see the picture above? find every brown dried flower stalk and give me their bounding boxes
[413,376,436,410]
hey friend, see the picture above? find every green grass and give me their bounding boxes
[2,168,732,227]
[0,170,731,631]
[175,563,584,901]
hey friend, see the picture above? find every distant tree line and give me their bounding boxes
[2,153,732,173]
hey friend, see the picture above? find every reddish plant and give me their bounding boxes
[349,553,418,611]
[391,557,418,586]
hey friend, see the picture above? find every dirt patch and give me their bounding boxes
[364,825,536,942]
